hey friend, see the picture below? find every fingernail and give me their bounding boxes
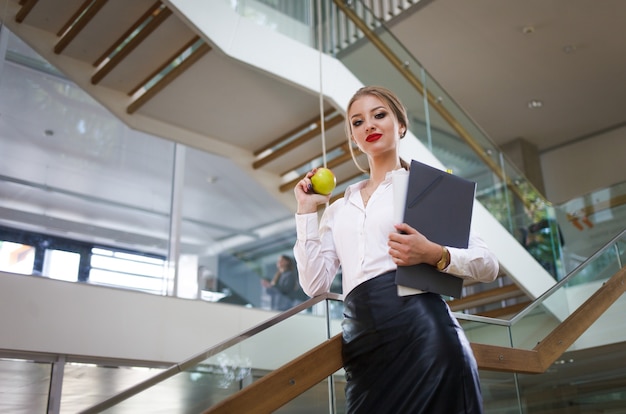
[307,183,313,191]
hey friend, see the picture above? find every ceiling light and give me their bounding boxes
[522,25,535,35]
[563,45,577,54]
[527,100,543,109]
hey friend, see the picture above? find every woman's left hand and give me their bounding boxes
[388,223,441,267]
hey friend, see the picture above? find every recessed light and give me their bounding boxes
[527,100,543,109]
[563,44,577,54]
[522,25,535,35]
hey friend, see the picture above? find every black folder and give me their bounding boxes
[395,160,477,298]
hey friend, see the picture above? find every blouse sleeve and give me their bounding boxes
[293,209,341,297]
[445,230,499,283]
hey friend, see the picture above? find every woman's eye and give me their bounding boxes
[375,112,386,119]
[352,120,362,127]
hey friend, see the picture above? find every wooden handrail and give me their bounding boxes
[205,266,626,413]
[203,335,343,414]
[533,265,626,369]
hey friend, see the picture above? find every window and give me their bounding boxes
[0,241,35,275]
[89,247,167,295]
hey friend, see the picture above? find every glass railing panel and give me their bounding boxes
[177,145,296,304]
[513,204,565,280]
[0,27,176,291]
[556,180,626,274]
[327,297,345,337]
[455,316,513,348]
[0,358,51,413]
[274,378,333,413]
[61,363,167,413]
[227,0,315,46]
[518,297,626,413]
[101,298,339,413]
[509,232,625,350]
[480,371,522,414]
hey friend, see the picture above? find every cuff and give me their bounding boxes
[295,212,319,240]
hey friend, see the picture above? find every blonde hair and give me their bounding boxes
[345,86,410,172]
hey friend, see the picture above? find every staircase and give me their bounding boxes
[1,0,545,317]
[77,249,626,413]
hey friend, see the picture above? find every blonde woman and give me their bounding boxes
[293,86,498,413]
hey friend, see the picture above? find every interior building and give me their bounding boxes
[1,1,625,413]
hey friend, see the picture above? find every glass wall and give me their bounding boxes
[0,25,310,311]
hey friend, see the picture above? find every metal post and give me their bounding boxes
[167,143,186,296]
[47,355,66,414]
[325,298,337,413]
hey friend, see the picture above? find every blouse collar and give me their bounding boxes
[343,167,408,200]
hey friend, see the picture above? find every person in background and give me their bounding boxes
[261,254,298,311]
[293,85,499,413]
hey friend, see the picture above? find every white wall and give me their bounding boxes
[0,271,337,365]
[3,268,622,367]
[541,126,626,204]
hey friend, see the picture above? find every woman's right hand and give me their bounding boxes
[294,169,332,214]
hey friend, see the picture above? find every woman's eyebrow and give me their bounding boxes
[350,106,385,120]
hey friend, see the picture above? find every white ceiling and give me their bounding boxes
[391,0,626,153]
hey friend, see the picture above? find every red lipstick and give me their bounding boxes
[366,133,382,142]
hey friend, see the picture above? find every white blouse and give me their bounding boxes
[294,168,499,297]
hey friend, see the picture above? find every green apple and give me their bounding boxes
[311,167,336,195]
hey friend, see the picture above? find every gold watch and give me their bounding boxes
[436,246,449,271]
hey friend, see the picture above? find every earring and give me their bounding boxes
[400,130,406,138]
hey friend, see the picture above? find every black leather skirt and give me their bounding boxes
[341,271,483,414]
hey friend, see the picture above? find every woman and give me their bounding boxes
[293,86,499,413]
[262,255,298,311]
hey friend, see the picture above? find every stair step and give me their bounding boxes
[448,284,525,311]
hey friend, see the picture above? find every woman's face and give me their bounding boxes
[348,94,403,157]
[277,257,289,271]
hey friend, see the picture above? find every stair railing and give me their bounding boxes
[79,230,625,413]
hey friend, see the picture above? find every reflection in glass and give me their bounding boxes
[0,359,51,413]
[43,249,80,282]
[0,241,35,275]
[60,363,167,413]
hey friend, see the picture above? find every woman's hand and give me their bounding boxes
[388,223,442,267]
[294,169,332,214]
